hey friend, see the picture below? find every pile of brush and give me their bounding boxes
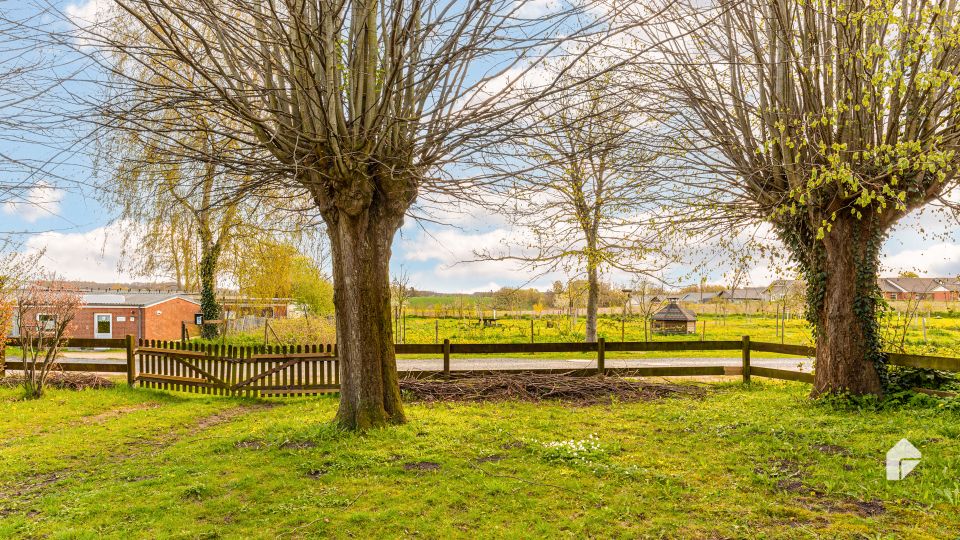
[400,373,703,405]
[0,372,116,391]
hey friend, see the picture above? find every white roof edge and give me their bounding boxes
[884,279,907,293]
[142,295,201,308]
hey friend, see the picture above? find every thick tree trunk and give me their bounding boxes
[328,208,405,430]
[811,217,883,396]
[585,264,599,342]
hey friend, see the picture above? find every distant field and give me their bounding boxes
[404,295,960,318]
[393,312,960,358]
[196,304,960,359]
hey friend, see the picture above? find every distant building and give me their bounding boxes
[679,291,720,304]
[11,292,201,342]
[651,299,697,334]
[878,277,953,302]
[716,286,770,303]
[938,277,960,301]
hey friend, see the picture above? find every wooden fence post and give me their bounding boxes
[597,337,605,376]
[531,319,535,344]
[442,339,451,377]
[741,335,751,384]
[125,334,136,387]
[435,319,439,344]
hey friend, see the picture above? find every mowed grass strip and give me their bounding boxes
[0,382,958,538]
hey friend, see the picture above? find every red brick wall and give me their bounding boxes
[19,307,142,340]
[143,298,201,341]
[887,291,954,302]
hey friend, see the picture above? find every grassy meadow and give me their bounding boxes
[399,311,960,355]
[226,311,960,358]
[1,381,959,538]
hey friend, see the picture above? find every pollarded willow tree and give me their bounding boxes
[81,0,632,428]
[643,0,960,395]
[480,61,673,342]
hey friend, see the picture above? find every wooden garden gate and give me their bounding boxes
[135,340,339,397]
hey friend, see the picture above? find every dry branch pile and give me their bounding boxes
[0,372,116,391]
[400,373,704,405]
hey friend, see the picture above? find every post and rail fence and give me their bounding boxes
[3,335,960,397]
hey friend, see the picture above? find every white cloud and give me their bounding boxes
[64,0,113,26]
[22,225,140,282]
[3,183,64,223]
[882,242,960,277]
[514,0,562,18]
[64,0,118,48]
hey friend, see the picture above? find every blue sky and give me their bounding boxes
[6,183,960,293]
[3,0,960,292]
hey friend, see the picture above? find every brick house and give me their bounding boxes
[937,278,960,301]
[12,292,201,342]
[877,277,953,302]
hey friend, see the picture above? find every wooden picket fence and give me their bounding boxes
[134,340,338,397]
[4,335,960,399]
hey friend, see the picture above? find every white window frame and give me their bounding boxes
[36,313,56,331]
[93,313,113,339]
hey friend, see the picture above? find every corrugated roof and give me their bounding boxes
[652,300,697,321]
[721,286,768,300]
[81,292,199,307]
[680,292,719,303]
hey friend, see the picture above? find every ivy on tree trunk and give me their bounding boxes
[780,214,888,396]
[199,244,222,340]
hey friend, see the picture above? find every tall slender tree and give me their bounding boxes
[480,62,673,342]
[100,24,321,337]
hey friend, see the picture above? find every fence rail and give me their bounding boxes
[4,336,960,397]
[6,337,127,349]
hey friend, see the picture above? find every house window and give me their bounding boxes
[37,314,56,331]
[9,312,19,337]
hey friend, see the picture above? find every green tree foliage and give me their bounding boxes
[232,240,333,316]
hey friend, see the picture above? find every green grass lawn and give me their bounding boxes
[1,381,959,538]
